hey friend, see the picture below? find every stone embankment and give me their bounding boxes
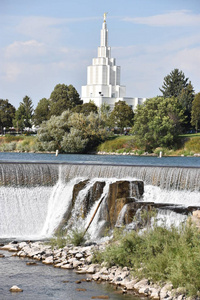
[0,241,195,300]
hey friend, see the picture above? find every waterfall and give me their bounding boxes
[0,162,199,240]
[0,186,52,238]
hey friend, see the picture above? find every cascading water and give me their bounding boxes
[0,162,199,240]
[0,186,52,238]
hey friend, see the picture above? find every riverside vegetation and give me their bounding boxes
[1,219,200,298]
[48,212,200,297]
[1,132,200,156]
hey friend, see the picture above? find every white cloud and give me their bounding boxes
[16,16,100,44]
[123,10,200,27]
[5,40,46,59]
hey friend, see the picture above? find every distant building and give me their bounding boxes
[81,14,146,110]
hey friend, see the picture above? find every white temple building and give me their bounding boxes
[81,14,146,111]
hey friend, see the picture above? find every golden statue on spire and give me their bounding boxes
[103,12,108,22]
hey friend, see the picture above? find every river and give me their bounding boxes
[0,152,199,299]
[1,151,200,167]
[0,249,143,300]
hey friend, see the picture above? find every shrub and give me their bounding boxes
[49,230,67,249]
[66,228,87,246]
[93,222,200,296]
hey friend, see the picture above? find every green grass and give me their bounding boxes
[92,222,200,297]
[0,135,37,152]
[179,133,200,138]
[97,135,136,153]
[1,133,200,155]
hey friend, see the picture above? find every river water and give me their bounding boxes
[0,152,199,299]
[0,249,142,300]
[1,151,200,166]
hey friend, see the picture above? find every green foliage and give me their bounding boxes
[37,110,109,153]
[97,136,135,152]
[61,128,88,153]
[0,99,16,129]
[0,141,17,152]
[94,222,200,296]
[109,101,134,133]
[98,103,111,126]
[67,228,87,246]
[13,95,33,129]
[160,69,189,98]
[37,110,71,151]
[184,137,200,153]
[4,135,25,143]
[49,84,82,117]
[49,230,67,249]
[191,93,200,132]
[33,98,50,125]
[132,97,185,151]
[0,135,37,152]
[72,101,98,116]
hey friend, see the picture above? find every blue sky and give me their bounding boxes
[0,0,200,108]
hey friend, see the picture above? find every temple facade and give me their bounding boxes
[81,14,146,110]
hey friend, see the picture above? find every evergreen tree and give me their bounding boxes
[178,82,195,131]
[191,93,200,133]
[33,98,50,125]
[13,96,33,130]
[160,69,189,98]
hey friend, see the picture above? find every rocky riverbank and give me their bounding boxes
[0,241,196,300]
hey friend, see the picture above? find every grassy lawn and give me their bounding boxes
[179,133,200,138]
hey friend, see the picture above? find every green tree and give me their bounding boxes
[178,82,195,131]
[33,98,50,125]
[160,69,189,98]
[191,93,200,133]
[109,101,134,133]
[13,96,33,131]
[49,84,82,116]
[37,111,109,153]
[0,99,16,133]
[132,97,185,151]
[99,103,111,126]
[37,110,71,151]
[72,101,98,115]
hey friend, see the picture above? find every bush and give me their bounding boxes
[0,141,17,151]
[66,228,87,246]
[93,222,200,296]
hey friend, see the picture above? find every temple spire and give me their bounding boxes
[103,12,108,23]
[101,13,108,47]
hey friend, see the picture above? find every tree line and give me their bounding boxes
[0,68,200,153]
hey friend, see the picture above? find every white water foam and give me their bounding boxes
[156,210,187,228]
[143,185,200,207]
[0,186,51,239]
[41,177,84,237]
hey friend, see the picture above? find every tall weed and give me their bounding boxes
[94,222,200,296]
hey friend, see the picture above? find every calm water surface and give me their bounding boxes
[0,152,200,167]
[0,250,142,300]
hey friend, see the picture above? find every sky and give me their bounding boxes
[0,0,200,109]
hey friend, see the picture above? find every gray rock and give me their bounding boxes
[10,285,23,292]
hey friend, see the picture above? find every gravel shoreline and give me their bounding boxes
[0,241,197,300]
